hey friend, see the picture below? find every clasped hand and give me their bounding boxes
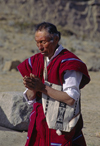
[23,73,45,92]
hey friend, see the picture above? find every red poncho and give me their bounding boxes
[18,49,90,146]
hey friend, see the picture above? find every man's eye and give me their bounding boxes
[41,41,46,44]
[40,41,43,43]
[36,40,46,45]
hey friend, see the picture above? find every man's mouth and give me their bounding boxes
[41,52,48,56]
[41,51,46,54]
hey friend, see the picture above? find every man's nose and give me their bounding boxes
[37,43,44,50]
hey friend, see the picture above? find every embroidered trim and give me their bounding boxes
[55,102,66,131]
[61,58,83,63]
[51,143,62,146]
[73,98,78,116]
[27,136,29,139]
[73,134,82,141]
[28,57,32,68]
[44,83,52,116]
[44,95,50,115]
[29,111,35,121]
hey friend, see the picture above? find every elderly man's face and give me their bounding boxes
[35,30,59,59]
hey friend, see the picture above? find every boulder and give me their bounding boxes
[0,92,33,131]
[0,55,4,70]
[3,60,21,72]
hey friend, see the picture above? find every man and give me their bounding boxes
[18,22,90,146]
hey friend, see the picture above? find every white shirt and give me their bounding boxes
[23,45,82,104]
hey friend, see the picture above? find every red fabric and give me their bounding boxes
[17,49,90,146]
[17,53,44,81]
[72,131,87,146]
[25,103,86,146]
[17,49,90,87]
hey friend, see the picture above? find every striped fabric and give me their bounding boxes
[51,143,61,146]
[61,58,83,63]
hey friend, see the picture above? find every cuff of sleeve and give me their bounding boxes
[23,88,36,105]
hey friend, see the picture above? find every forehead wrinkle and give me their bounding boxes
[35,31,53,42]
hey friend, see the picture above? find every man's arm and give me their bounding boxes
[23,74,75,106]
[41,85,75,106]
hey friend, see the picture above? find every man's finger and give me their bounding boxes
[30,73,37,79]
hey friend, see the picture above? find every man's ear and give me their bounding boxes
[54,36,59,43]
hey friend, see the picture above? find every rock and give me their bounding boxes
[3,60,21,71]
[2,61,12,72]
[10,60,21,71]
[96,132,100,138]
[0,55,4,70]
[0,92,33,131]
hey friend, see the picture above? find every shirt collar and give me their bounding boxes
[47,45,64,65]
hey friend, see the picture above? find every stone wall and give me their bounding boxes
[0,0,100,39]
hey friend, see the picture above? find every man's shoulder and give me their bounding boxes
[59,48,78,59]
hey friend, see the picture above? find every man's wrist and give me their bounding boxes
[39,84,46,93]
[23,88,36,105]
[26,90,36,100]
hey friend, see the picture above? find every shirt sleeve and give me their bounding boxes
[23,88,36,105]
[63,70,82,101]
